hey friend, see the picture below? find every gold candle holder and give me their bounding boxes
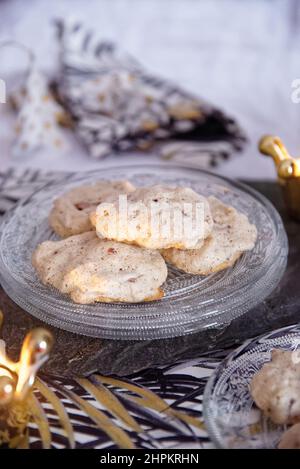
[259,135,300,221]
[0,310,53,448]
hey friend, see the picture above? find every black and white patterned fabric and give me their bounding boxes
[55,20,246,164]
[0,167,233,448]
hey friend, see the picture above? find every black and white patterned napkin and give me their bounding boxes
[0,167,226,449]
[55,20,246,166]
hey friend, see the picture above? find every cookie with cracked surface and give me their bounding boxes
[32,231,168,304]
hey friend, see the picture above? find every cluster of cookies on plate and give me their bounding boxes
[32,179,257,304]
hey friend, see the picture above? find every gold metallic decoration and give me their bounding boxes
[0,310,53,448]
[259,135,300,221]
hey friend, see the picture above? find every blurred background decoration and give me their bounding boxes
[1,18,245,168]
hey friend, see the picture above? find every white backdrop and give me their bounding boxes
[0,0,300,180]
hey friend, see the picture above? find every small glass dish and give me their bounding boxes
[203,324,300,449]
[0,164,288,340]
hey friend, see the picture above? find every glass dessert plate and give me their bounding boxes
[0,164,288,340]
[203,324,300,449]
